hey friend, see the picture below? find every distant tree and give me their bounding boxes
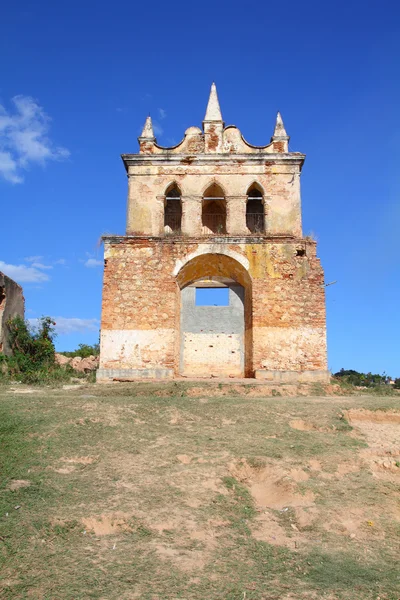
[60,343,100,358]
[333,368,391,387]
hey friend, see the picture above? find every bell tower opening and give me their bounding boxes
[164,183,182,233]
[246,184,264,233]
[202,183,227,234]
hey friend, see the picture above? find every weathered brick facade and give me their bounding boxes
[98,84,328,382]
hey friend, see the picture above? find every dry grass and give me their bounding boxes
[0,380,399,599]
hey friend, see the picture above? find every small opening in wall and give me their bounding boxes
[164,184,182,233]
[195,287,229,306]
[296,248,306,257]
[0,286,5,308]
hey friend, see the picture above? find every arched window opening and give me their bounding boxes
[164,184,182,234]
[202,183,227,234]
[246,185,264,233]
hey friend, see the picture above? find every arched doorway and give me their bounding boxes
[176,253,253,377]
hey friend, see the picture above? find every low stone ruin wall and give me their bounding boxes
[0,272,25,355]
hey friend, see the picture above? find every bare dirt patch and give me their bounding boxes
[289,419,317,431]
[81,513,132,536]
[60,456,98,465]
[335,461,361,476]
[294,506,319,528]
[251,510,298,548]
[346,409,400,425]
[7,479,31,490]
[346,409,400,479]
[153,543,206,572]
[289,418,336,433]
[308,459,322,471]
[322,507,384,541]
[52,466,76,474]
[229,458,315,510]
[176,454,192,464]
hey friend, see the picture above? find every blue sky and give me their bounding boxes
[1,0,399,376]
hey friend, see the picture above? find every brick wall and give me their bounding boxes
[99,237,327,378]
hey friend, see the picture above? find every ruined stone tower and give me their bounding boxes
[97,84,328,382]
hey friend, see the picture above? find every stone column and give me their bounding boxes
[263,196,272,234]
[226,196,247,235]
[125,175,134,234]
[156,195,166,236]
[181,196,202,236]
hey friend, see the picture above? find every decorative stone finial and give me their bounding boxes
[271,112,289,140]
[204,82,223,123]
[139,116,155,141]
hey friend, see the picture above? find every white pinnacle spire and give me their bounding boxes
[272,112,289,139]
[139,115,155,140]
[204,82,223,122]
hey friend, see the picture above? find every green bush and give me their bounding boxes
[0,316,71,385]
[59,343,100,358]
[333,368,392,388]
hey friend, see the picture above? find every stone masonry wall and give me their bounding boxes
[99,237,327,379]
[126,162,302,238]
[0,272,25,355]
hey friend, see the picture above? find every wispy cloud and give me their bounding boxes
[84,258,103,268]
[158,108,167,120]
[28,317,100,335]
[0,95,70,184]
[31,262,53,270]
[25,255,43,263]
[54,258,67,265]
[0,260,50,283]
[152,121,163,136]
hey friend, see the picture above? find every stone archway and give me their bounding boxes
[175,253,253,377]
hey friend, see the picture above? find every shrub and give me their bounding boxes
[333,368,391,388]
[59,343,100,358]
[1,316,71,385]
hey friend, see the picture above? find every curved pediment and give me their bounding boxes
[140,123,280,156]
[151,126,205,155]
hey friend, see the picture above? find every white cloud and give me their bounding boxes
[152,121,163,136]
[0,260,50,283]
[54,258,67,265]
[158,108,166,120]
[0,151,23,183]
[25,255,43,262]
[0,95,70,184]
[28,317,99,335]
[84,258,103,268]
[31,262,53,270]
